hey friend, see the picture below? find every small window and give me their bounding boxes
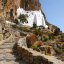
[10,9,13,17]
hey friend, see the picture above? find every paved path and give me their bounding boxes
[0,42,26,64]
[0,42,64,64]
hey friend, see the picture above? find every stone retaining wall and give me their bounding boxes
[17,45,53,64]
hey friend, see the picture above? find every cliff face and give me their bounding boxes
[0,0,41,17]
[20,0,41,10]
[0,0,20,17]
[0,0,3,17]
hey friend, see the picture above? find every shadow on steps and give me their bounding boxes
[12,43,27,64]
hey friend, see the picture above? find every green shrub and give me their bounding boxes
[35,28,41,36]
[33,22,37,28]
[14,19,19,24]
[32,45,40,51]
[43,37,49,42]
[32,45,37,49]
[61,34,64,38]
[18,14,27,23]
[54,28,60,36]
[12,25,17,28]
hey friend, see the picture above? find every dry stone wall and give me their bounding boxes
[17,44,53,64]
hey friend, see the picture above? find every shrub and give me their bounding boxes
[14,19,19,24]
[49,34,55,40]
[31,45,40,51]
[35,28,41,36]
[43,36,49,42]
[54,28,60,36]
[12,25,17,28]
[32,45,37,49]
[61,34,64,38]
[18,14,27,23]
[33,22,37,28]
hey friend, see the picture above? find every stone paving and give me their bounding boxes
[0,42,26,64]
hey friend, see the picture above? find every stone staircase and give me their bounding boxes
[0,42,26,64]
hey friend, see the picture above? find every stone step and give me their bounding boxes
[0,54,5,61]
[4,49,13,53]
[0,60,5,64]
[5,53,16,61]
[0,48,13,54]
[0,53,16,60]
[0,42,26,64]
[0,45,17,54]
[3,42,15,45]
[0,44,14,49]
[0,49,5,54]
[0,60,19,64]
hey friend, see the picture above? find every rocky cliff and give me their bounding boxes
[0,0,41,17]
[0,0,61,33]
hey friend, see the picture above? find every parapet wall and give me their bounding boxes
[17,45,53,64]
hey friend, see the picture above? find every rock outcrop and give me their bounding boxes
[17,40,53,64]
[0,0,41,17]
[26,33,36,47]
[17,38,64,64]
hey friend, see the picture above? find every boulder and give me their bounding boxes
[26,33,36,48]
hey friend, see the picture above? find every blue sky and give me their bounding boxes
[40,0,64,32]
